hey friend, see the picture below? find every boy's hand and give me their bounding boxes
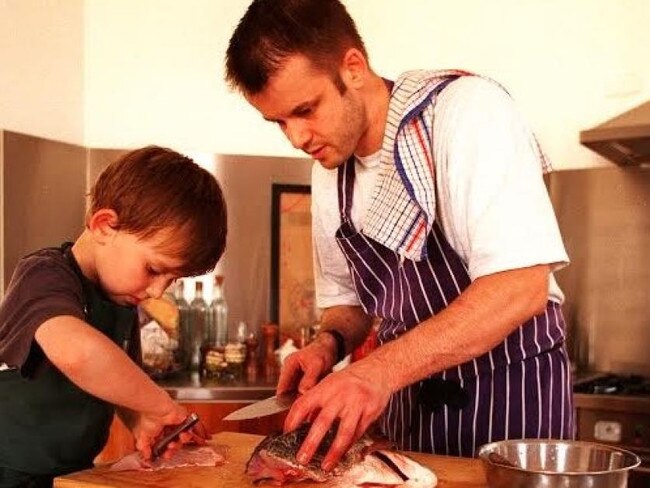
[129,403,210,460]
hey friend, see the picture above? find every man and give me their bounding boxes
[226,0,573,472]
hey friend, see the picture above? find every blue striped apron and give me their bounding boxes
[335,159,574,457]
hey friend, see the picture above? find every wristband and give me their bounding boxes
[320,329,346,364]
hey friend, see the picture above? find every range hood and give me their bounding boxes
[580,100,650,166]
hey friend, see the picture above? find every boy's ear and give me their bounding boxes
[87,209,119,243]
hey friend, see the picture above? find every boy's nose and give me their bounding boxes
[146,278,170,299]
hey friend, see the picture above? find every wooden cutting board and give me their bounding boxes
[54,431,488,488]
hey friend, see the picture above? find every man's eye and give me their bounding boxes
[295,107,312,117]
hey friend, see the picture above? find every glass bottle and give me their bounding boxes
[173,280,191,370]
[236,320,247,344]
[189,281,207,372]
[208,275,228,347]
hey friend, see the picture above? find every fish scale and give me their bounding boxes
[246,423,437,487]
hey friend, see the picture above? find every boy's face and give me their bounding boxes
[94,227,184,307]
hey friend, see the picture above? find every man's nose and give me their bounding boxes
[285,121,312,150]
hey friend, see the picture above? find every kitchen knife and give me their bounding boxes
[222,391,298,421]
[151,412,200,459]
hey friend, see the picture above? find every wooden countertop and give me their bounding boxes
[54,432,488,488]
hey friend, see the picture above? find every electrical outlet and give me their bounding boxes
[594,421,622,443]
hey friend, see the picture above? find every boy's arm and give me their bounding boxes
[34,314,205,458]
[34,314,172,414]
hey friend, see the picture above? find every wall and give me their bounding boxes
[1,131,87,294]
[549,166,650,377]
[81,0,650,169]
[0,0,85,144]
[1,1,648,168]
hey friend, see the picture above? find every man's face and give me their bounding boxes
[246,55,367,169]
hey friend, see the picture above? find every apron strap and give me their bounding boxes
[337,156,357,222]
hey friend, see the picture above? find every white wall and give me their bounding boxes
[2,1,649,169]
[83,0,649,169]
[348,0,650,169]
[0,0,85,144]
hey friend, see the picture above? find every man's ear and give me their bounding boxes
[340,48,369,90]
[87,208,119,243]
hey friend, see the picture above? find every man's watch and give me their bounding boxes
[320,329,346,364]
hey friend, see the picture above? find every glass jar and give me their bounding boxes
[224,342,246,381]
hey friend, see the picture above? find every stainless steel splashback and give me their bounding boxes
[1,131,312,338]
[1,130,87,292]
[549,167,650,376]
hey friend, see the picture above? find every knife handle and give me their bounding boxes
[151,412,200,459]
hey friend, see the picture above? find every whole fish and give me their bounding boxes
[246,423,437,487]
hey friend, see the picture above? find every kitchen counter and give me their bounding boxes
[156,371,277,402]
[55,432,488,488]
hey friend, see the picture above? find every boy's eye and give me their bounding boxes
[146,266,160,276]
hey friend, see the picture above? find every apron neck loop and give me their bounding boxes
[337,156,357,222]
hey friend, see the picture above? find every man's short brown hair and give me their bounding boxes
[225,0,367,95]
[89,146,227,277]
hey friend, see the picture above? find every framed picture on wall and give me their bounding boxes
[270,184,315,342]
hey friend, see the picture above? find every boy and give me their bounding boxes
[0,146,227,487]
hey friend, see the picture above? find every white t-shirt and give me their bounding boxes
[311,76,568,309]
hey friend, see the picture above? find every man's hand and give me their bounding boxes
[283,354,392,472]
[276,333,339,395]
[277,306,374,396]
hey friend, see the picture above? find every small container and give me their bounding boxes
[202,345,225,378]
[244,332,259,382]
[261,323,279,381]
[224,342,246,381]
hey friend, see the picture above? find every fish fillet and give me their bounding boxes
[110,445,224,471]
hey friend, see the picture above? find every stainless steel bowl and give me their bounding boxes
[478,439,641,488]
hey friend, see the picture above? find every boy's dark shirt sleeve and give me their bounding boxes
[0,251,85,374]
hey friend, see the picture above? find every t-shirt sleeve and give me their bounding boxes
[433,76,569,280]
[311,164,361,309]
[0,254,85,371]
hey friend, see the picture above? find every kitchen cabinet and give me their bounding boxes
[95,403,287,464]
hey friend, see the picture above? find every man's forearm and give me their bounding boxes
[319,305,373,357]
[365,265,550,392]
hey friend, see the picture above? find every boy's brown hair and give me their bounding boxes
[225,0,367,95]
[89,146,227,277]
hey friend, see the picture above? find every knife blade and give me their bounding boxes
[222,391,298,421]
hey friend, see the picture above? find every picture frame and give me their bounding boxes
[270,184,315,341]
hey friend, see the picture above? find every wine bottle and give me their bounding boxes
[189,281,207,372]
